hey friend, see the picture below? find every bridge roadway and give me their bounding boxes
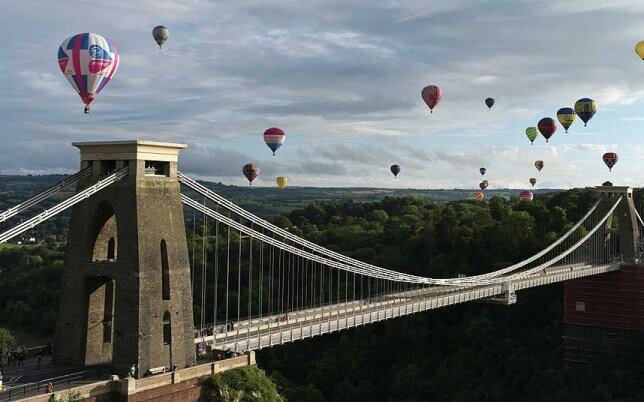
[195,262,618,352]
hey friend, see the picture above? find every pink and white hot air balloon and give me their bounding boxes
[58,33,119,113]
[519,191,534,201]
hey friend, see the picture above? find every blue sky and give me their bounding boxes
[1,0,644,188]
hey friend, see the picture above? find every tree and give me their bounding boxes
[0,326,15,352]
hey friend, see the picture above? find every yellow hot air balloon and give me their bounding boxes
[276,176,288,190]
[636,41,644,60]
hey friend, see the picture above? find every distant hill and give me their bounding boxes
[0,174,565,218]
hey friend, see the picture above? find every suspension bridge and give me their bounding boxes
[0,140,640,378]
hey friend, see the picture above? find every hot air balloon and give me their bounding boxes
[263,127,285,156]
[390,164,401,178]
[276,176,288,190]
[603,152,618,171]
[485,98,495,109]
[421,85,442,113]
[58,33,119,114]
[574,98,596,126]
[479,167,486,176]
[636,41,644,60]
[479,181,489,190]
[556,107,576,133]
[475,192,485,201]
[519,191,534,201]
[242,163,260,185]
[537,117,557,142]
[152,26,169,49]
[529,178,537,187]
[535,160,544,172]
[525,127,538,145]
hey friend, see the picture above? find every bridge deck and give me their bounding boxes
[196,263,618,352]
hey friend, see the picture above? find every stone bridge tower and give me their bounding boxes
[54,140,196,376]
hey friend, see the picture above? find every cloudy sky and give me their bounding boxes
[1,0,644,188]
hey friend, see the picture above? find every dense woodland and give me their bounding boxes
[0,176,642,400]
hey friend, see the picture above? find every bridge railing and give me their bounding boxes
[0,369,104,401]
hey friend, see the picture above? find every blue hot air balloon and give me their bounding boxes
[485,98,495,110]
[479,167,487,176]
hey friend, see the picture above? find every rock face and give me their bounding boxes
[54,140,195,376]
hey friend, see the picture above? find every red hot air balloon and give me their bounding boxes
[519,191,534,201]
[602,152,618,171]
[242,163,260,185]
[537,118,557,142]
[421,85,442,113]
[475,192,485,201]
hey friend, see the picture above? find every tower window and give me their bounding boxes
[163,311,171,345]
[144,161,170,177]
[107,237,116,260]
[161,240,170,300]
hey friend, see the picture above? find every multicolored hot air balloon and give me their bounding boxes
[421,85,442,113]
[485,98,495,109]
[519,191,534,201]
[479,181,489,190]
[58,33,119,114]
[152,26,169,49]
[475,192,485,201]
[242,163,260,185]
[603,152,618,171]
[636,41,644,60]
[529,178,537,187]
[525,127,538,145]
[276,176,288,190]
[574,98,596,126]
[263,127,285,156]
[390,164,401,178]
[537,117,557,142]
[535,160,544,172]
[479,167,487,176]
[557,107,576,133]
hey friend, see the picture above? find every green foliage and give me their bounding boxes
[205,366,283,402]
[257,189,644,401]
[0,326,15,352]
[0,245,63,335]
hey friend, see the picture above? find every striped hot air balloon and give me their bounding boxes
[519,191,534,201]
[58,33,119,113]
[475,192,485,201]
[263,127,285,156]
[525,127,538,145]
[421,85,442,113]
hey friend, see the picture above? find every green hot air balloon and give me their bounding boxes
[525,127,538,145]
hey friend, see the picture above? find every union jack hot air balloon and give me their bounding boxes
[242,163,260,185]
[263,127,285,156]
[603,152,618,171]
[58,33,119,114]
